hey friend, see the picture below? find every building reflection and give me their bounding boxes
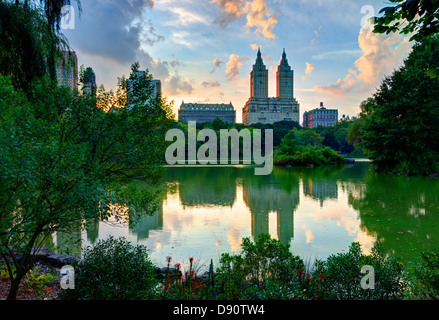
[56,226,82,258]
[303,178,338,205]
[169,167,238,208]
[242,168,300,246]
[300,167,342,206]
[129,201,164,241]
[85,218,99,244]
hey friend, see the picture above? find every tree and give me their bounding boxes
[211,117,229,131]
[347,98,376,147]
[272,121,301,146]
[0,1,60,93]
[292,128,324,148]
[373,0,439,42]
[360,35,439,175]
[79,65,96,95]
[0,66,174,299]
[39,0,82,82]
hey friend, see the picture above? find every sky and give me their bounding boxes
[62,0,414,123]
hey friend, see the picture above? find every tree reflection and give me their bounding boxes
[349,172,439,263]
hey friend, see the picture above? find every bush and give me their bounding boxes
[274,135,345,167]
[411,247,439,299]
[60,236,159,300]
[215,234,306,300]
[307,242,407,300]
[23,266,58,300]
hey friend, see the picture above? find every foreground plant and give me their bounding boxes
[0,63,173,300]
[59,237,158,300]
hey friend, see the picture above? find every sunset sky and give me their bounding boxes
[63,0,414,123]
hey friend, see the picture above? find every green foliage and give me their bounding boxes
[0,1,72,92]
[274,133,345,167]
[411,247,439,299]
[309,242,407,300]
[23,266,58,300]
[215,234,306,300]
[156,236,407,301]
[292,128,324,148]
[79,65,96,95]
[374,0,439,42]
[360,35,439,175]
[60,237,159,300]
[0,67,173,299]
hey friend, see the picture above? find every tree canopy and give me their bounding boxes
[0,65,174,299]
[374,0,439,42]
[360,35,439,175]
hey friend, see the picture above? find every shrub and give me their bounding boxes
[215,234,306,300]
[274,138,345,167]
[411,247,439,299]
[23,266,58,300]
[307,242,407,300]
[60,236,159,300]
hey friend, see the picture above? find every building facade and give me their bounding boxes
[178,102,236,124]
[151,80,162,98]
[56,51,78,92]
[82,70,96,96]
[303,102,338,128]
[242,49,300,126]
[126,71,162,107]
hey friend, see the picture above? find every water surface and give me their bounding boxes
[54,162,439,269]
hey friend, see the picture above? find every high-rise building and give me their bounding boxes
[56,51,78,92]
[82,68,96,96]
[251,48,269,99]
[303,102,338,128]
[178,102,236,124]
[243,48,300,126]
[277,49,294,99]
[151,79,162,98]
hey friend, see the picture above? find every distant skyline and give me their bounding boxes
[63,0,414,123]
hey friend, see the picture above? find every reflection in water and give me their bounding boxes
[348,172,439,263]
[54,162,439,267]
[241,168,299,246]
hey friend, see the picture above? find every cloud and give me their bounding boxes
[314,28,412,97]
[64,0,157,63]
[211,0,245,28]
[166,6,210,27]
[166,74,195,95]
[170,31,195,48]
[243,0,278,39]
[136,51,194,96]
[211,0,278,39]
[210,58,225,73]
[305,62,314,76]
[312,50,362,61]
[355,27,412,85]
[200,80,221,88]
[309,25,321,46]
[141,19,165,46]
[301,62,315,80]
[250,43,259,50]
[225,54,249,81]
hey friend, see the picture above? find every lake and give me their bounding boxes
[53,161,439,271]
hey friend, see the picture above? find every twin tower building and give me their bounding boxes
[242,48,300,126]
[179,48,300,125]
